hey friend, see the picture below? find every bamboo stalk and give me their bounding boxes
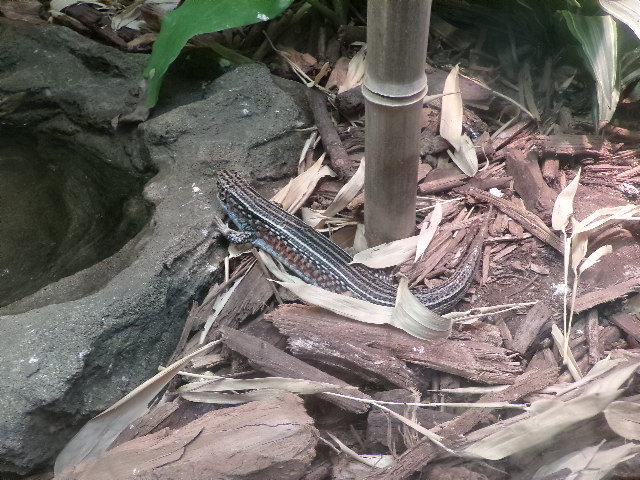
[363,0,431,246]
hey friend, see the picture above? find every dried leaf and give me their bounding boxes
[271,155,334,213]
[552,169,581,231]
[532,441,640,480]
[463,362,639,460]
[340,46,366,93]
[550,356,629,397]
[351,235,418,268]
[179,389,293,404]
[199,272,246,343]
[574,204,640,234]
[178,376,356,404]
[322,159,365,218]
[604,400,640,440]
[111,4,143,31]
[276,281,393,325]
[391,277,451,340]
[570,230,589,275]
[440,65,478,176]
[578,244,613,275]
[54,341,219,476]
[440,65,463,149]
[301,207,329,227]
[274,278,451,340]
[353,223,368,252]
[415,202,443,262]
[446,134,478,176]
[551,324,582,381]
[326,433,394,468]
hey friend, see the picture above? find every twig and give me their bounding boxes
[467,189,563,252]
[306,88,352,177]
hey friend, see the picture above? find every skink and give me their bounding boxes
[216,170,486,313]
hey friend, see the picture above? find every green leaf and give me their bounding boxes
[561,11,620,128]
[144,0,294,107]
[599,0,640,40]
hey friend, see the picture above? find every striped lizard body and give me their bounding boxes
[216,170,486,313]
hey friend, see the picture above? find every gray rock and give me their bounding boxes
[0,18,310,476]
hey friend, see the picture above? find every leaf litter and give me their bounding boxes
[49,3,640,477]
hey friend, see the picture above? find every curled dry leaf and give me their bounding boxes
[351,235,419,268]
[340,45,367,94]
[271,155,334,213]
[273,278,451,341]
[440,65,478,176]
[574,204,640,234]
[322,159,365,219]
[447,134,478,177]
[552,168,581,232]
[578,244,613,275]
[391,277,451,340]
[440,65,463,149]
[570,230,589,275]
[415,202,443,262]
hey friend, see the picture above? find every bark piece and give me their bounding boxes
[62,4,128,49]
[172,262,272,360]
[573,278,640,313]
[609,313,640,343]
[56,394,317,480]
[220,327,370,413]
[539,134,620,160]
[366,389,455,450]
[267,305,522,385]
[335,85,365,117]
[306,88,351,177]
[439,367,558,439]
[507,302,553,355]
[526,348,557,373]
[505,149,556,220]
[467,188,563,253]
[364,367,557,480]
[418,173,468,194]
[0,1,46,24]
[541,157,560,187]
